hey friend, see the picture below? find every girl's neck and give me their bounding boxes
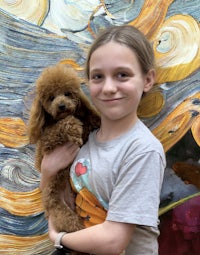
[96,116,138,142]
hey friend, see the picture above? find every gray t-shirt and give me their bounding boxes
[70,119,166,255]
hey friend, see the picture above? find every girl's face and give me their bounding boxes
[88,42,155,123]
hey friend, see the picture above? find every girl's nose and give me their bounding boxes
[102,77,117,94]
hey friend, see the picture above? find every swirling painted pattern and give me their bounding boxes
[153,14,200,83]
[0,1,200,254]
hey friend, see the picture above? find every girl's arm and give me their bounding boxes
[40,142,80,190]
[49,217,135,255]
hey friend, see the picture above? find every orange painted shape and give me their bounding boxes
[153,15,200,84]
[59,59,83,71]
[152,93,200,152]
[173,162,200,189]
[0,117,29,148]
[0,187,43,216]
[191,115,200,146]
[0,233,53,254]
[137,89,165,118]
[128,0,174,38]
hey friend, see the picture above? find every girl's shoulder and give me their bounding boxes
[127,120,165,156]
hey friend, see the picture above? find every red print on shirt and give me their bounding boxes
[75,162,87,177]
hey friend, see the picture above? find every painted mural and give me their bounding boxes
[0,1,199,254]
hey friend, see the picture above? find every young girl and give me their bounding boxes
[40,25,166,255]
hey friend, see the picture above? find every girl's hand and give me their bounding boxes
[40,142,80,189]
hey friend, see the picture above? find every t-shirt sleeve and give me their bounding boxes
[106,151,165,227]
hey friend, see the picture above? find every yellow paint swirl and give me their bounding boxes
[0,233,53,254]
[137,88,165,118]
[191,115,200,147]
[153,14,200,83]
[0,0,49,25]
[128,0,174,38]
[152,92,200,152]
[0,187,43,216]
[0,117,29,148]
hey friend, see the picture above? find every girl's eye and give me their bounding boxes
[90,74,103,80]
[117,72,129,79]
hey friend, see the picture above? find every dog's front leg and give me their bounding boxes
[59,116,83,146]
[40,116,82,153]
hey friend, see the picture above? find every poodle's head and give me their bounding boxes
[37,64,81,120]
[27,64,83,143]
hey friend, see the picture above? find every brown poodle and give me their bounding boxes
[27,63,100,254]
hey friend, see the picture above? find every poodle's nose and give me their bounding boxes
[58,104,66,111]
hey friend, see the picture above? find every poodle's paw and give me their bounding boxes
[60,116,83,146]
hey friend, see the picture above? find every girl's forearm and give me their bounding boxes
[60,224,120,255]
[50,221,134,255]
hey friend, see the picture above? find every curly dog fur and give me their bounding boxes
[27,63,100,254]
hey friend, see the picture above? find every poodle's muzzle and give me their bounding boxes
[50,95,78,120]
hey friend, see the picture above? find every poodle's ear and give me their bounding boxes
[77,90,100,129]
[27,96,46,144]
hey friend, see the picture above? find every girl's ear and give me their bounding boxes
[143,69,156,93]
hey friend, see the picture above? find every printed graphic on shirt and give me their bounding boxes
[71,158,90,192]
[71,158,107,226]
[71,158,108,209]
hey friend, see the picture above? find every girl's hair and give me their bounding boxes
[85,25,155,79]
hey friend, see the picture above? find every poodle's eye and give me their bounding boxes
[65,92,72,97]
[49,95,55,101]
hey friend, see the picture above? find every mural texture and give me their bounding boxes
[0,0,199,254]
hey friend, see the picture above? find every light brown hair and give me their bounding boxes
[85,25,155,79]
